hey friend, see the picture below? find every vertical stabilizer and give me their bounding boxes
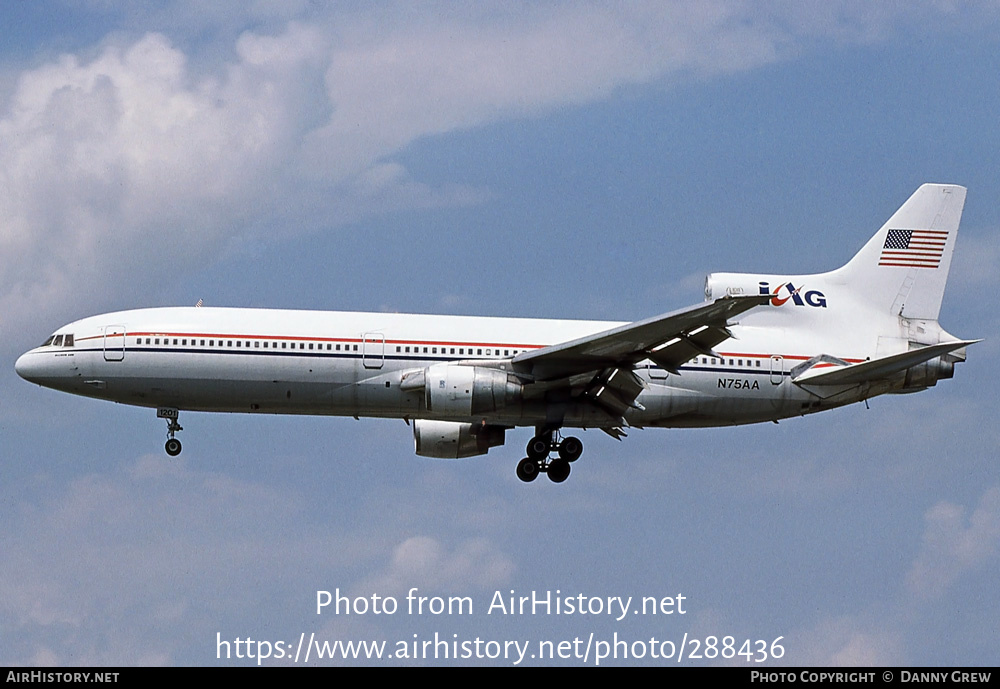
[838,184,966,320]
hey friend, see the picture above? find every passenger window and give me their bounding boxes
[432,347,437,354]
[336,344,341,351]
[353,345,358,351]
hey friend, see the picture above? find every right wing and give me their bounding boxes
[510,295,768,422]
[512,295,768,381]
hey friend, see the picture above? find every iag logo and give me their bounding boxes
[759,281,827,308]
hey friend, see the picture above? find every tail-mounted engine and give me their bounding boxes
[900,353,957,391]
[413,419,506,459]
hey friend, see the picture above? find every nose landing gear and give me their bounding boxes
[516,429,583,484]
[158,408,183,456]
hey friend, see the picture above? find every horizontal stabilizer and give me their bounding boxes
[793,340,979,386]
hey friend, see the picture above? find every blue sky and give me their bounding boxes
[1,2,998,666]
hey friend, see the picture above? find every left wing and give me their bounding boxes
[511,295,768,421]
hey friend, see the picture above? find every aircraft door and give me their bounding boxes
[363,332,384,369]
[769,355,783,385]
[646,359,668,380]
[104,326,126,362]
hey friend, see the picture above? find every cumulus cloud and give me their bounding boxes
[4,2,987,343]
[0,455,375,665]
[792,616,904,666]
[785,485,1000,665]
[359,535,516,597]
[906,486,1000,599]
[0,27,328,332]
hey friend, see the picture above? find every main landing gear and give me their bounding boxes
[516,429,584,484]
[158,407,183,456]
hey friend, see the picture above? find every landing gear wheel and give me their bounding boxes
[559,436,583,462]
[158,408,184,457]
[547,459,571,483]
[526,436,550,460]
[516,457,540,483]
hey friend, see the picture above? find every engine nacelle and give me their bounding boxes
[705,272,828,308]
[424,363,522,415]
[413,420,506,459]
[901,356,955,392]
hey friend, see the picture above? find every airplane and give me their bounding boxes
[15,184,977,484]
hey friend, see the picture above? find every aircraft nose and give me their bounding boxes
[15,351,42,383]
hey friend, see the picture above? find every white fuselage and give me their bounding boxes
[15,304,876,430]
[12,185,972,475]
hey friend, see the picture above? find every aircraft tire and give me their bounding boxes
[548,459,571,483]
[559,436,583,462]
[526,436,549,460]
[516,457,539,482]
[165,438,182,456]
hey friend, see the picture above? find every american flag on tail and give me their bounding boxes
[878,229,947,268]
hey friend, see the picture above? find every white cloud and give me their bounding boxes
[359,535,516,598]
[4,2,991,343]
[0,28,326,334]
[906,486,1000,599]
[793,616,905,666]
[0,455,372,665]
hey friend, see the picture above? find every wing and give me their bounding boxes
[512,295,768,422]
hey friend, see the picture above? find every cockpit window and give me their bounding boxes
[40,333,75,347]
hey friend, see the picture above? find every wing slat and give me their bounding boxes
[513,295,767,381]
